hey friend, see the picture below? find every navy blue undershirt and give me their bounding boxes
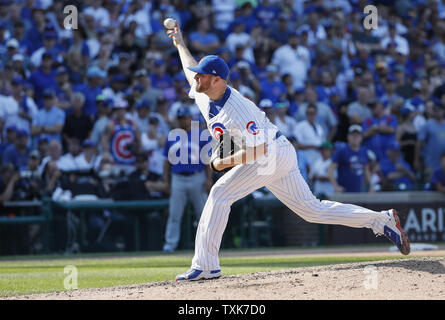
[209,87,231,119]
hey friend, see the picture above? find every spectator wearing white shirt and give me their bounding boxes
[273,99,298,139]
[119,0,153,38]
[309,141,335,198]
[297,10,327,47]
[294,104,325,166]
[212,0,236,31]
[83,0,111,28]
[271,32,307,89]
[76,139,101,171]
[225,21,254,63]
[380,22,409,56]
[296,86,338,141]
[0,76,38,136]
[57,138,83,172]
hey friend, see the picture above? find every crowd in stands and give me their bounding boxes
[1,0,445,252]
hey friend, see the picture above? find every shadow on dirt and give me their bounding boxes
[333,258,445,275]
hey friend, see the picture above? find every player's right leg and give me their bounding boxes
[266,164,410,255]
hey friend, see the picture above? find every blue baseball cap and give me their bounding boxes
[137,99,150,109]
[188,55,229,81]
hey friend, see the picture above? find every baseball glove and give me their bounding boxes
[210,133,238,173]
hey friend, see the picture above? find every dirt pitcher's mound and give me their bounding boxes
[13,257,445,300]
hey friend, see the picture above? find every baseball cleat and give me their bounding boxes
[175,269,221,281]
[383,209,410,255]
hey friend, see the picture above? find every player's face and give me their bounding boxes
[195,73,214,93]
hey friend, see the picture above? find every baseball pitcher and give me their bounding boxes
[166,21,410,281]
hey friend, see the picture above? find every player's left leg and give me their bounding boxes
[265,163,410,255]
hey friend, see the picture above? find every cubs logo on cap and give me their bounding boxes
[211,122,226,140]
[246,121,259,135]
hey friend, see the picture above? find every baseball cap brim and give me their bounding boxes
[187,65,209,75]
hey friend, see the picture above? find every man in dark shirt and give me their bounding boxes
[62,92,93,149]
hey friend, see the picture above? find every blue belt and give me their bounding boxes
[176,170,202,176]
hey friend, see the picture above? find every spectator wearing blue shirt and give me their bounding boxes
[162,106,212,252]
[259,65,287,103]
[189,18,221,55]
[328,125,374,193]
[430,153,445,194]
[362,100,398,161]
[0,125,17,161]
[416,102,445,180]
[72,66,106,117]
[150,59,174,91]
[29,52,57,108]
[379,141,415,191]
[2,129,30,171]
[254,0,280,29]
[31,89,65,145]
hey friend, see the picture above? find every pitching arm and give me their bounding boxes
[167,22,198,87]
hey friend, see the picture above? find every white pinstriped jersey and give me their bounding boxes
[189,81,279,148]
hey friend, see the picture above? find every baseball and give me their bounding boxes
[163,18,176,29]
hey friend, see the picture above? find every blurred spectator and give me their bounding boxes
[31,88,65,145]
[89,94,111,150]
[362,100,398,161]
[294,103,325,166]
[162,106,212,252]
[0,76,38,135]
[416,102,445,180]
[273,99,297,139]
[309,141,335,198]
[259,98,276,124]
[347,86,372,125]
[0,163,19,203]
[36,137,49,159]
[72,66,106,117]
[379,141,416,191]
[259,64,286,104]
[0,125,17,160]
[135,69,163,111]
[76,139,100,171]
[30,29,63,68]
[296,86,338,141]
[212,0,236,32]
[128,152,167,200]
[28,52,57,108]
[430,152,445,193]
[396,104,418,168]
[2,129,30,171]
[189,17,221,55]
[58,138,83,172]
[62,92,93,148]
[101,98,141,172]
[271,32,307,89]
[380,76,403,110]
[225,21,254,63]
[329,125,374,193]
[134,99,151,134]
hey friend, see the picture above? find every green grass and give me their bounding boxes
[0,252,417,297]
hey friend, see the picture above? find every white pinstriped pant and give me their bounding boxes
[191,136,391,271]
